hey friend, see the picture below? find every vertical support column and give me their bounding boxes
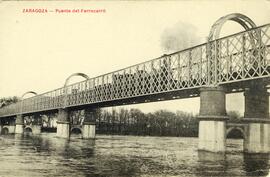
[243,84,270,153]
[31,114,42,134]
[15,114,24,134]
[57,108,70,138]
[198,86,228,152]
[83,109,96,139]
[6,118,16,134]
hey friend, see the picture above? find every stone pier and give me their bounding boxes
[83,109,96,139]
[31,114,42,134]
[15,114,24,134]
[243,84,270,153]
[57,108,70,138]
[198,86,229,152]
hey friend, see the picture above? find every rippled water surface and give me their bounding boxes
[0,133,269,177]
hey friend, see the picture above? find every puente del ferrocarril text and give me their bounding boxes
[0,13,270,154]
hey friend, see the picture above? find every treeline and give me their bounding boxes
[93,109,242,137]
[0,95,243,138]
[0,96,20,108]
[95,108,199,137]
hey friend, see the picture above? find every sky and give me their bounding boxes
[0,0,270,114]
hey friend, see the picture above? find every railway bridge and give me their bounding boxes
[0,13,270,153]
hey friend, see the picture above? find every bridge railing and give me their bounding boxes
[0,24,269,117]
[0,42,209,116]
[61,42,209,105]
[209,24,270,84]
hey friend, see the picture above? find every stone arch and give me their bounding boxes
[2,126,9,134]
[226,126,246,139]
[70,127,82,135]
[24,126,33,133]
[208,13,257,42]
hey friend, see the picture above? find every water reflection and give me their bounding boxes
[197,151,228,176]
[244,153,270,176]
[12,133,97,176]
[0,134,269,176]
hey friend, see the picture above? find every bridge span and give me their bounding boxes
[0,13,270,154]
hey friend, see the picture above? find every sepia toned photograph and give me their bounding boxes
[0,0,270,176]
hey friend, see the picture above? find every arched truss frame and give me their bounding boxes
[21,91,38,99]
[208,13,257,42]
[63,73,90,108]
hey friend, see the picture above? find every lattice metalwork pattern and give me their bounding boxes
[214,24,270,84]
[0,24,269,117]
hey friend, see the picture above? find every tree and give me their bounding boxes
[0,96,20,108]
[95,107,199,137]
[227,111,242,123]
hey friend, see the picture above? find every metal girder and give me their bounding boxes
[0,16,270,118]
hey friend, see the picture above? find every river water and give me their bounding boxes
[0,133,269,177]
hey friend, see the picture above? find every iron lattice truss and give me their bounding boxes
[0,24,270,117]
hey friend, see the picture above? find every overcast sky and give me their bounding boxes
[1,0,270,114]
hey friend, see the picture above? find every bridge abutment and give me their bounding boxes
[83,109,96,139]
[198,86,229,152]
[243,85,270,153]
[57,108,70,138]
[15,114,24,134]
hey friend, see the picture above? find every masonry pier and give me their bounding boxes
[198,86,229,152]
[243,84,270,153]
[30,114,42,134]
[15,114,24,134]
[57,108,70,138]
[0,13,269,156]
[83,109,96,139]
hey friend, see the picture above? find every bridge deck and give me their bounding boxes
[0,24,270,117]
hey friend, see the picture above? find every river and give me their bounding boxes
[0,133,269,177]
